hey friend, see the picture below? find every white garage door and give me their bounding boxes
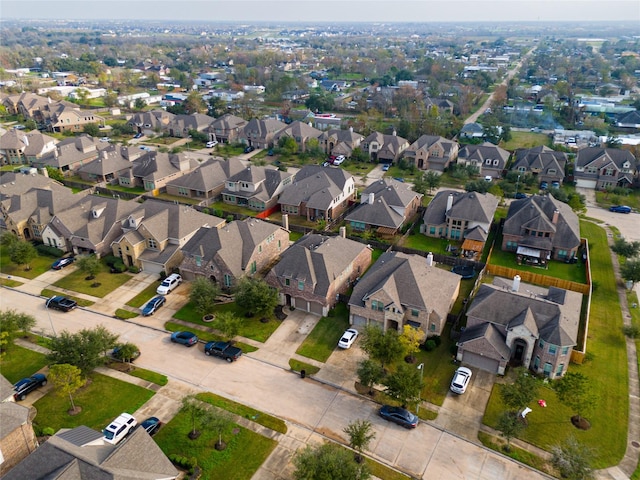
[140,261,164,274]
[352,315,367,327]
[575,179,596,189]
[462,351,500,374]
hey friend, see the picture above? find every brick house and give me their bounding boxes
[402,135,459,171]
[511,146,567,185]
[457,142,510,179]
[207,113,248,144]
[348,251,460,336]
[32,135,107,175]
[222,165,295,212]
[77,145,141,183]
[574,147,637,190]
[318,128,363,158]
[0,129,57,166]
[168,113,214,138]
[179,218,289,288]
[265,233,372,316]
[0,375,37,477]
[127,110,176,136]
[273,121,323,152]
[361,131,409,164]
[165,157,246,203]
[239,118,287,149]
[119,151,200,191]
[456,277,581,377]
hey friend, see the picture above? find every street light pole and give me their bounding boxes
[417,363,424,414]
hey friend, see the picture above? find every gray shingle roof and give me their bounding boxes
[166,157,246,192]
[458,323,512,360]
[512,146,567,177]
[423,190,498,226]
[345,196,405,229]
[458,142,510,167]
[575,147,636,169]
[278,165,353,209]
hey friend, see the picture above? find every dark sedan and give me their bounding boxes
[379,405,418,429]
[170,331,199,346]
[51,257,75,270]
[137,416,162,436]
[142,295,166,316]
[14,373,47,401]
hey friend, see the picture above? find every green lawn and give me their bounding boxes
[0,277,23,287]
[126,367,168,386]
[483,220,628,468]
[296,304,350,362]
[0,343,48,383]
[0,247,58,279]
[401,229,460,254]
[32,373,154,434]
[289,231,304,243]
[125,282,162,308]
[341,161,376,176]
[499,131,550,151]
[154,408,277,480]
[173,301,280,343]
[595,189,640,211]
[52,265,132,298]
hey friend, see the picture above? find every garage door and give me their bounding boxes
[141,261,164,274]
[351,315,367,328]
[575,179,596,189]
[309,301,324,316]
[462,351,500,374]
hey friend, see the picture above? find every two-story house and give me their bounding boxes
[345,178,422,235]
[265,232,372,316]
[348,251,460,336]
[179,218,290,288]
[402,135,459,171]
[119,151,200,191]
[273,121,323,152]
[239,118,287,149]
[511,146,567,185]
[318,127,363,158]
[77,145,141,183]
[32,135,107,175]
[456,277,581,377]
[165,157,246,202]
[277,165,356,222]
[47,104,105,133]
[127,110,176,136]
[168,113,215,138]
[0,129,57,166]
[207,113,248,144]
[457,142,510,179]
[221,165,295,212]
[574,147,637,190]
[361,131,409,164]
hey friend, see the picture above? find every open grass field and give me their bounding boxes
[499,131,550,151]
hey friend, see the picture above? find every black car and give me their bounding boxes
[138,416,162,436]
[14,373,47,401]
[244,145,255,153]
[51,256,75,270]
[379,405,418,429]
[45,295,77,312]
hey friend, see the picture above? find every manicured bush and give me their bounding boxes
[35,244,64,258]
[428,335,442,347]
[422,339,437,351]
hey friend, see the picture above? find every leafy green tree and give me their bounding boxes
[278,136,299,155]
[621,259,640,289]
[114,342,139,363]
[208,406,233,450]
[0,309,35,339]
[82,123,100,137]
[48,363,84,413]
[551,437,594,480]
[0,232,19,248]
[360,325,404,370]
[356,359,384,395]
[343,419,376,463]
[554,372,599,424]
[496,411,524,452]
[234,277,279,317]
[184,90,207,114]
[0,331,9,359]
[215,311,241,341]
[9,240,37,271]
[383,362,424,408]
[45,166,65,182]
[48,326,118,376]
[76,255,102,280]
[611,238,640,258]
[133,98,146,111]
[293,442,370,480]
[499,367,539,412]
[208,97,227,117]
[189,277,220,316]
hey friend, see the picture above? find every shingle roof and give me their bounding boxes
[512,146,567,177]
[575,147,636,170]
[423,190,498,226]
[458,323,512,360]
[166,157,246,192]
[278,165,353,210]
[458,142,510,167]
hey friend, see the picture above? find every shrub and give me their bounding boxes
[202,208,210,215]
[423,339,437,351]
[127,265,139,274]
[213,209,224,217]
[226,215,234,223]
[427,335,442,347]
[103,255,120,267]
[622,324,640,339]
[111,261,127,273]
[35,244,64,258]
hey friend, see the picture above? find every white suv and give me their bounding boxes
[103,413,137,445]
[157,273,182,295]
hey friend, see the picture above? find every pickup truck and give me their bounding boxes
[45,295,77,312]
[204,341,242,363]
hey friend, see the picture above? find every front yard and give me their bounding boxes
[0,343,48,383]
[0,246,57,279]
[52,264,132,298]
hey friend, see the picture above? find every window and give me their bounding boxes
[258,245,262,253]
[534,356,540,369]
[430,323,436,332]
[285,278,290,286]
[224,274,232,287]
[195,255,202,267]
[371,300,384,311]
[543,362,552,377]
[561,346,569,355]
[556,363,564,376]
[250,261,257,274]
[429,226,436,235]
[178,187,189,196]
[148,238,157,249]
[538,339,545,348]
[298,280,304,291]
[411,309,419,317]
[548,344,557,355]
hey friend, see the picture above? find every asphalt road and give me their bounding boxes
[4,288,549,480]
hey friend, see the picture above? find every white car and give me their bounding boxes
[100,137,111,142]
[338,328,359,349]
[206,140,218,148]
[333,155,346,166]
[103,413,137,445]
[156,273,182,295]
[450,367,472,394]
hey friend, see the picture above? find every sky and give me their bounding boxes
[1,0,639,23]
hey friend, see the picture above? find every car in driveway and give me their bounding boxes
[45,295,77,312]
[142,295,166,316]
[539,181,548,190]
[514,193,527,199]
[170,331,199,346]
[206,140,218,148]
[133,132,143,139]
[609,205,632,214]
[244,145,255,153]
[338,328,359,349]
[51,256,75,270]
[382,163,391,171]
[379,405,418,429]
[156,273,182,295]
[103,413,137,445]
[333,155,346,166]
[137,416,162,436]
[13,373,47,401]
[450,366,472,394]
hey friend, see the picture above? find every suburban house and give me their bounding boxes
[511,146,567,185]
[421,190,498,257]
[318,128,363,158]
[239,118,287,149]
[501,194,581,264]
[1,92,52,117]
[345,178,422,235]
[348,251,461,336]
[0,375,37,477]
[361,131,409,164]
[402,134,459,171]
[424,97,455,115]
[221,165,295,212]
[574,147,637,190]
[47,104,106,133]
[457,142,510,179]
[127,110,176,136]
[265,232,372,316]
[273,121,323,152]
[165,157,246,202]
[0,129,57,165]
[459,122,484,139]
[31,135,108,174]
[456,277,581,377]
[277,165,356,222]
[119,151,200,191]
[168,113,215,138]
[207,113,248,144]
[2,425,178,480]
[179,218,289,288]
[615,110,640,129]
[77,145,142,183]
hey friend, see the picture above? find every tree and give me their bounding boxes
[9,240,37,271]
[0,309,35,339]
[76,255,102,280]
[383,363,424,408]
[550,437,594,480]
[356,359,384,395]
[611,237,640,258]
[184,90,207,114]
[554,372,598,426]
[189,277,220,317]
[133,98,146,111]
[398,324,425,362]
[180,394,221,440]
[360,325,404,370]
[234,277,279,317]
[496,411,524,452]
[82,123,100,137]
[621,259,640,289]
[48,325,118,376]
[293,442,370,480]
[208,406,233,450]
[499,367,539,413]
[45,166,65,182]
[114,342,139,363]
[0,232,19,248]
[48,363,84,414]
[215,311,241,341]
[343,419,376,463]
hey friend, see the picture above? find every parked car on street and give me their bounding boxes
[170,331,198,346]
[609,205,632,214]
[13,373,47,401]
[142,295,166,316]
[51,256,75,270]
[45,295,77,312]
[450,367,472,394]
[514,193,527,199]
[103,413,137,445]
[204,341,242,362]
[111,345,141,362]
[137,416,162,436]
[338,328,359,349]
[378,405,418,429]
[157,273,182,295]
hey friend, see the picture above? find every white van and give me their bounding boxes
[157,273,182,295]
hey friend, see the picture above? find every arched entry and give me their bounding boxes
[22,228,31,239]
[209,275,217,283]
[510,338,528,366]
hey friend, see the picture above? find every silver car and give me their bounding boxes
[450,367,472,394]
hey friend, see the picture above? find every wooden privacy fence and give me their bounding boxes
[484,264,590,295]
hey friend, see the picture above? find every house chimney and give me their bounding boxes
[339,226,346,238]
[426,252,433,266]
[282,213,289,231]
[552,209,559,224]
[368,192,375,204]
[392,129,397,136]
[512,275,521,292]
[40,167,49,178]
[349,126,353,133]
[446,193,454,212]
